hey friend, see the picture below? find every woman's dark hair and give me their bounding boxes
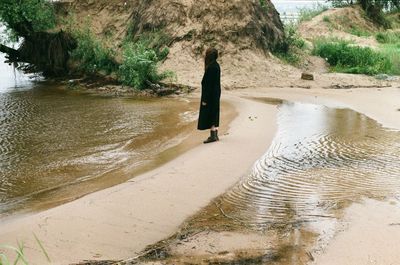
[204,48,218,70]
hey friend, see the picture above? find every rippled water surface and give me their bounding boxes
[0,83,197,217]
[220,100,400,227]
[138,99,400,265]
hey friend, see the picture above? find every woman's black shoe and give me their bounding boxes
[203,130,218,144]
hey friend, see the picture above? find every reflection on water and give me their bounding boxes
[0,85,197,218]
[148,99,400,265]
[0,53,33,92]
[222,101,400,227]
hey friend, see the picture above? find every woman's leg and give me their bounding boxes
[211,126,219,140]
[204,125,218,144]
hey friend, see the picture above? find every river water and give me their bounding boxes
[0,57,198,218]
[222,100,400,227]
[142,99,400,264]
[272,0,328,21]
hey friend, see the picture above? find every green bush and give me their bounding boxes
[380,43,400,75]
[273,24,306,65]
[128,30,172,60]
[259,0,269,11]
[0,0,55,35]
[118,42,173,90]
[312,38,392,75]
[330,0,353,7]
[323,16,331,23]
[70,28,117,74]
[376,31,400,43]
[348,27,371,37]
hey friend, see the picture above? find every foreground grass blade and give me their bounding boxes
[33,234,50,263]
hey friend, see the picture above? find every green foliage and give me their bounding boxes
[376,31,400,43]
[330,0,354,7]
[119,42,173,90]
[259,0,269,11]
[385,12,400,29]
[380,43,400,74]
[348,26,372,36]
[130,30,171,61]
[323,16,331,23]
[0,242,28,265]
[285,24,306,49]
[70,27,117,74]
[328,0,400,11]
[33,233,50,263]
[274,24,306,65]
[0,234,50,265]
[321,12,372,36]
[298,4,329,22]
[0,0,56,36]
[312,38,392,75]
[326,0,396,27]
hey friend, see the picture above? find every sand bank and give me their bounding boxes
[234,86,400,129]
[230,86,400,265]
[313,199,400,265]
[1,85,399,265]
[0,94,278,265]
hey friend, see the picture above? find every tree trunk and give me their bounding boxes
[0,44,20,61]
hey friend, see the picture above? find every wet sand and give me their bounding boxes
[232,86,400,265]
[314,198,400,265]
[0,94,278,264]
[1,86,399,265]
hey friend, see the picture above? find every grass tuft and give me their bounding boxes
[312,38,392,75]
[118,41,174,90]
[376,31,400,43]
[0,242,28,265]
[273,23,307,65]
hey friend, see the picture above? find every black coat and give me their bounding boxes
[197,62,221,130]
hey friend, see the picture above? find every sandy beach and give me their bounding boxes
[231,86,400,265]
[2,0,400,264]
[0,84,399,264]
[0,93,279,264]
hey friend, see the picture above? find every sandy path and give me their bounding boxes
[0,94,278,265]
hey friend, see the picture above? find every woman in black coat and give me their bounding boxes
[197,48,221,144]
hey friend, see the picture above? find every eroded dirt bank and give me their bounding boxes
[2,2,400,265]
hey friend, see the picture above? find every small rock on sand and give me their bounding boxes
[301,72,314,81]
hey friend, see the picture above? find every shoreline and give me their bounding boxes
[0,93,233,223]
[230,86,400,265]
[1,86,399,265]
[0,93,279,265]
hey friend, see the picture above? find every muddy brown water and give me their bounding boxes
[223,100,400,227]
[0,81,199,219]
[138,99,400,265]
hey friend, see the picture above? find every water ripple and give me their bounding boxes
[221,102,400,226]
[0,87,195,216]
